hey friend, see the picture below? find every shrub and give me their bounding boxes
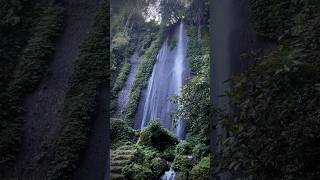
[249,0,303,40]
[131,145,158,165]
[138,121,179,151]
[221,1,320,179]
[192,143,209,160]
[110,118,136,147]
[175,141,192,155]
[160,146,176,162]
[125,146,168,179]
[122,163,154,180]
[150,158,169,178]
[172,155,193,172]
[191,156,210,180]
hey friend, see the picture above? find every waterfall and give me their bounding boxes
[174,22,185,139]
[138,21,188,140]
[161,167,176,180]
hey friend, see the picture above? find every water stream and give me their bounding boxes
[161,167,176,180]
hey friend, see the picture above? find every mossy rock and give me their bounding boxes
[138,120,178,151]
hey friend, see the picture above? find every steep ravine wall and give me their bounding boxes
[134,22,189,139]
[14,0,101,179]
[210,0,273,179]
[114,52,141,118]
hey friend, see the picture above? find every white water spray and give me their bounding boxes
[174,22,185,139]
[161,167,176,180]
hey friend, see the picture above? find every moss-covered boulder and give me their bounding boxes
[191,156,210,180]
[138,120,178,151]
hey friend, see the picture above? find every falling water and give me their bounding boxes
[137,21,188,140]
[174,22,185,139]
[161,167,176,180]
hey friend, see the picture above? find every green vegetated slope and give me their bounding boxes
[171,0,211,179]
[110,119,178,180]
[124,35,162,124]
[46,1,109,179]
[220,0,320,179]
[110,144,136,180]
[110,0,211,179]
[0,0,63,170]
[110,0,161,115]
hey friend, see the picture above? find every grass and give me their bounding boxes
[110,145,136,180]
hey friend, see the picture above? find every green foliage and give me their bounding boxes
[175,25,210,140]
[122,145,168,180]
[46,1,109,179]
[110,1,160,116]
[160,146,176,162]
[110,0,159,97]
[122,163,153,180]
[0,0,43,92]
[160,0,186,25]
[221,1,320,179]
[111,63,131,113]
[131,145,158,165]
[172,23,210,178]
[175,141,192,156]
[110,119,136,148]
[113,62,130,93]
[112,31,130,49]
[150,157,169,178]
[249,0,303,40]
[191,143,209,160]
[137,121,179,151]
[186,26,210,74]
[191,156,210,180]
[0,2,63,168]
[184,0,209,27]
[124,35,162,124]
[172,155,193,172]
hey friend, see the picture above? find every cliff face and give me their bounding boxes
[13,0,102,179]
[210,0,273,179]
